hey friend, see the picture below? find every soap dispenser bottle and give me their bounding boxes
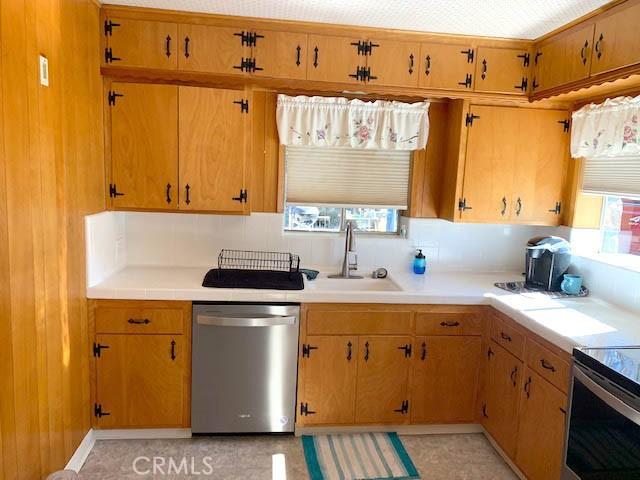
[413,249,426,275]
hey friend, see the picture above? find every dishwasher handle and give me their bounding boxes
[196,314,296,327]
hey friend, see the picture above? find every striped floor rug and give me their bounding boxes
[302,432,420,480]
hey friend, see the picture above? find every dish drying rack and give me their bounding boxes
[217,249,300,274]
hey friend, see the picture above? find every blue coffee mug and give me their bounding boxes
[561,274,583,295]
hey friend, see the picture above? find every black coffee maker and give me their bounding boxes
[525,236,571,291]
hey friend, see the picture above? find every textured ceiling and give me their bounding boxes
[102,0,612,40]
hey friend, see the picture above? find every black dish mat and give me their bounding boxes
[202,268,304,290]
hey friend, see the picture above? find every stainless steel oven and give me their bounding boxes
[563,347,640,480]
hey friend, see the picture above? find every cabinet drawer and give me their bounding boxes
[307,310,412,335]
[526,339,570,394]
[415,312,482,336]
[96,307,185,334]
[491,315,525,360]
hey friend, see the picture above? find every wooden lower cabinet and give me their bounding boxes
[411,336,481,423]
[515,369,568,480]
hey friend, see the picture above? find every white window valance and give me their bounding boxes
[276,95,430,150]
[571,94,640,158]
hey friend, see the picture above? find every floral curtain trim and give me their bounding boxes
[571,94,640,158]
[276,95,430,150]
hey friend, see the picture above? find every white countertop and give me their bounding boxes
[88,266,640,354]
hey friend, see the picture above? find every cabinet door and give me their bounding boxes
[178,87,247,213]
[367,39,420,87]
[474,47,529,95]
[355,336,411,424]
[307,34,363,83]
[104,18,178,69]
[95,334,185,428]
[515,369,567,480]
[411,336,481,423]
[483,342,522,460]
[178,24,246,74]
[591,1,640,75]
[459,105,519,222]
[253,31,307,80]
[299,336,358,425]
[110,82,178,209]
[419,43,475,91]
[533,24,594,92]
[512,109,569,225]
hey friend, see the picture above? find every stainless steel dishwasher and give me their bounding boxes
[191,303,300,434]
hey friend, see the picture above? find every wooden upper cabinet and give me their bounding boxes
[515,369,568,480]
[95,334,186,428]
[299,336,358,425]
[367,40,420,87]
[109,82,178,210]
[533,23,594,92]
[411,336,481,424]
[474,47,529,95]
[419,43,475,91]
[307,34,364,83]
[104,18,178,69]
[591,1,640,75]
[252,31,308,80]
[355,336,411,424]
[178,24,246,74]
[178,87,248,213]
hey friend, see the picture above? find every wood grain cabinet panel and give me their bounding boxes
[307,34,364,83]
[355,336,412,424]
[490,314,525,360]
[515,369,567,480]
[109,82,178,209]
[94,334,186,428]
[415,311,482,336]
[178,86,247,213]
[591,1,640,75]
[298,336,358,425]
[526,339,571,394]
[253,30,308,80]
[411,336,481,423]
[95,306,185,334]
[178,24,246,74]
[367,39,420,87]
[306,310,412,335]
[474,47,529,95]
[419,43,475,91]
[105,17,178,69]
[533,24,594,92]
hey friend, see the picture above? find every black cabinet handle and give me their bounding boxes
[347,341,352,361]
[185,184,191,205]
[510,366,518,387]
[595,33,603,59]
[487,347,494,360]
[184,36,190,58]
[482,404,489,418]
[540,359,556,372]
[170,339,176,361]
[166,183,172,204]
[128,318,150,325]
[421,341,427,361]
[500,331,512,342]
[313,46,319,68]
[501,197,507,216]
[364,341,370,362]
[424,55,431,76]
[580,40,588,65]
[409,53,414,74]
[481,59,487,79]
[165,35,172,58]
[516,197,522,216]
[296,45,301,66]
[440,321,460,327]
[524,376,532,398]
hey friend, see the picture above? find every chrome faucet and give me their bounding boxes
[329,221,363,279]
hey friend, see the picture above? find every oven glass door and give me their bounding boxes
[566,366,640,479]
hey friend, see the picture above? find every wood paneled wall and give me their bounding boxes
[0,0,104,478]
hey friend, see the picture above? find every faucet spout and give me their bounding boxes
[329,221,363,279]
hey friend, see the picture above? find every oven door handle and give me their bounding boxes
[196,314,296,327]
[574,365,640,426]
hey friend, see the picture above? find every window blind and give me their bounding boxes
[582,155,640,199]
[285,146,411,208]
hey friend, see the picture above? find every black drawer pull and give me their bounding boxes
[421,341,427,361]
[364,341,370,362]
[424,55,431,75]
[165,35,172,58]
[128,318,150,325]
[440,321,460,327]
[510,366,518,387]
[540,359,556,372]
[185,184,191,205]
[347,341,352,361]
[184,36,190,58]
[524,376,532,398]
[295,45,301,66]
[170,339,176,360]
[166,183,172,204]
[500,332,512,342]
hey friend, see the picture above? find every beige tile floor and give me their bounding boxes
[78,433,518,479]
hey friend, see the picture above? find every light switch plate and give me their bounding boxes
[39,55,49,86]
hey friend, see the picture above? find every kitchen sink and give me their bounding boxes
[306,276,403,292]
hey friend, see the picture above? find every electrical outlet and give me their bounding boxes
[39,55,49,86]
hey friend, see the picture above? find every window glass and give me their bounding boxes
[284,205,399,234]
[344,208,398,233]
[601,196,640,256]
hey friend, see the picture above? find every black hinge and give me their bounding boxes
[94,403,110,418]
[398,344,412,358]
[351,40,367,56]
[93,342,109,358]
[233,57,263,73]
[465,113,480,127]
[534,51,542,65]
[461,48,474,63]
[515,77,528,92]
[300,402,316,416]
[458,198,472,212]
[548,202,562,215]
[234,31,263,47]
[558,119,570,133]
[104,20,120,36]
[104,47,121,64]
[532,77,539,91]
[232,189,248,203]
[109,184,124,198]
[302,344,318,358]
[517,52,530,67]
[394,400,409,414]
[458,73,473,88]
[233,99,249,113]
[349,66,368,82]
[108,90,123,106]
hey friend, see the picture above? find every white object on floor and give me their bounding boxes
[272,453,287,480]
